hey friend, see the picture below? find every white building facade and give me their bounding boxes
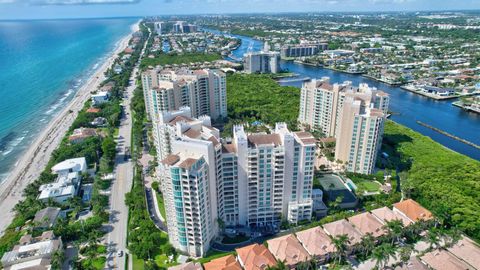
[141,68,227,122]
[243,51,281,74]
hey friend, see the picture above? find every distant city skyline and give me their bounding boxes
[0,0,480,20]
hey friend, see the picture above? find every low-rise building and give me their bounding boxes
[370,206,412,227]
[91,91,110,106]
[236,243,277,270]
[1,231,62,270]
[393,199,433,223]
[323,219,363,246]
[68,127,97,144]
[421,250,472,270]
[203,255,242,270]
[267,234,311,268]
[312,189,328,218]
[38,157,87,203]
[295,226,335,263]
[347,212,386,238]
[33,207,62,229]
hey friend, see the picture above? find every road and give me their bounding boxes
[104,23,150,270]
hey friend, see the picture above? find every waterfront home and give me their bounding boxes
[91,91,110,106]
[38,157,86,203]
[323,219,363,246]
[203,255,242,270]
[1,231,62,270]
[347,212,386,238]
[68,127,98,144]
[266,234,311,268]
[235,244,276,270]
[295,226,335,263]
[393,199,433,223]
[422,86,455,97]
[33,207,62,229]
[114,64,123,74]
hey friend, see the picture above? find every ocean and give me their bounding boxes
[0,18,137,183]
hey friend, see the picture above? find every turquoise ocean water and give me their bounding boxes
[0,18,137,183]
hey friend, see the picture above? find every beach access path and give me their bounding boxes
[0,22,139,235]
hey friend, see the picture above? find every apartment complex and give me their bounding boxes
[141,68,227,121]
[280,43,328,58]
[173,21,198,33]
[155,109,316,255]
[220,124,316,227]
[298,77,389,137]
[154,21,164,35]
[243,51,281,74]
[335,97,386,174]
[298,77,389,174]
[158,109,221,257]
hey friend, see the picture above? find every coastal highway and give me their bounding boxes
[105,23,149,270]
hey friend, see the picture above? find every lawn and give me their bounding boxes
[356,181,381,193]
[81,256,106,270]
[156,192,167,220]
[155,254,178,268]
[132,255,145,270]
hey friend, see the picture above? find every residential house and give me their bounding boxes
[236,244,277,270]
[266,234,311,268]
[295,226,335,263]
[393,199,433,223]
[203,255,242,270]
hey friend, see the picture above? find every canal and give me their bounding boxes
[204,29,480,160]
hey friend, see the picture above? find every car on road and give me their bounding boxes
[117,250,123,257]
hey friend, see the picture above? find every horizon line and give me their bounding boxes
[1,9,480,22]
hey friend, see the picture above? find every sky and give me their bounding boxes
[0,0,479,20]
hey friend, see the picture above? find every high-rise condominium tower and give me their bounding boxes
[141,68,227,121]
[298,77,389,137]
[335,97,386,174]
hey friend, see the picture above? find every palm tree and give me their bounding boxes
[383,219,404,244]
[372,243,397,269]
[331,234,350,264]
[359,233,376,257]
[426,229,440,250]
[398,245,413,266]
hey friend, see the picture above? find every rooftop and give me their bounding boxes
[203,255,242,270]
[168,262,203,270]
[295,226,336,257]
[447,237,480,269]
[323,219,363,245]
[235,244,276,270]
[247,134,282,147]
[348,212,386,237]
[393,199,433,222]
[371,206,412,227]
[421,250,471,270]
[266,234,311,267]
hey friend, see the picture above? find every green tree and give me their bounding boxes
[331,234,350,264]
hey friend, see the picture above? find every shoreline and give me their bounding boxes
[0,21,140,235]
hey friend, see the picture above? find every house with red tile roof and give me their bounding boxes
[236,243,277,270]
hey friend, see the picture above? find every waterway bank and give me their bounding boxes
[204,28,480,160]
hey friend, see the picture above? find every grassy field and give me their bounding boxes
[356,181,381,193]
[196,250,235,264]
[132,255,144,270]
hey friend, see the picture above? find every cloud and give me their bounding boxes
[0,0,141,4]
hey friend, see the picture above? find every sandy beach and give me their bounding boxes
[0,21,140,235]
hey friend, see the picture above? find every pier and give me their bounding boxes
[416,121,480,150]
